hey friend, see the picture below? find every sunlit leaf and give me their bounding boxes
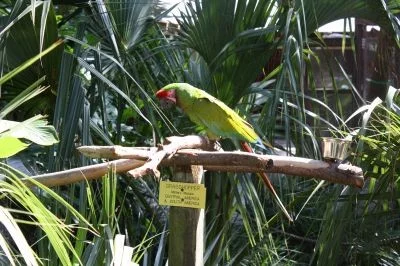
[0,207,39,266]
[2,115,58,146]
[0,136,29,158]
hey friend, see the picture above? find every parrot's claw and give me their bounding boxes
[213,141,224,151]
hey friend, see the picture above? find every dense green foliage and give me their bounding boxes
[0,0,399,265]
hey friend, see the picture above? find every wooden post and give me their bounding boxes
[168,165,204,266]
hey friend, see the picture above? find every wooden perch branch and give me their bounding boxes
[27,135,364,188]
[164,150,364,187]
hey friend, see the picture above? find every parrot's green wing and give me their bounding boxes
[185,94,259,143]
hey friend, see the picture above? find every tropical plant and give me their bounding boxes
[0,43,88,264]
[0,1,165,264]
[1,0,400,265]
[311,94,400,265]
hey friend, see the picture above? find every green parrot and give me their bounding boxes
[156,83,292,222]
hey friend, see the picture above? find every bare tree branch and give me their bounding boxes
[26,135,364,188]
[77,145,158,160]
[165,150,364,187]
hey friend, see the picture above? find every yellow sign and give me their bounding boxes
[159,180,206,209]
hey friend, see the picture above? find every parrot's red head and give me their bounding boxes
[155,88,177,109]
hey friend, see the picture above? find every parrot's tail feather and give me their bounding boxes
[240,142,293,222]
[257,172,293,222]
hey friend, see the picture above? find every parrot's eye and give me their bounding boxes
[160,99,175,109]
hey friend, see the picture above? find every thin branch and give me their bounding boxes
[77,145,158,160]
[22,159,144,187]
